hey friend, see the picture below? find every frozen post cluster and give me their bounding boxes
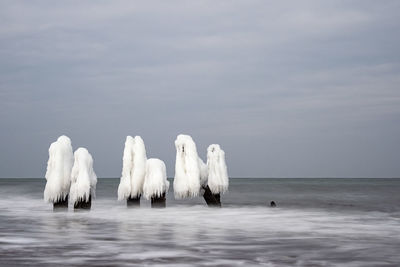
[143,158,169,208]
[118,135,169,208]
[117,136,147,207]
[44,135,74,209]
[173,134,229,207]
[69,148,97,210]
[44,134,228,210]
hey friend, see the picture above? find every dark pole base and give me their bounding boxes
[151,192,166,208]
[127,195,141,207]
[214,193,221,204]
[202,185,221,207]
[53,195,69,210]
[74,195,92,210]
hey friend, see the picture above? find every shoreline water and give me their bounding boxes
[1,178,400,266]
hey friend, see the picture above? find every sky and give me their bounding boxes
[0,0,399,178]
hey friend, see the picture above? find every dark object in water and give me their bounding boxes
[74,195,92,210]
[214,193,221,204]
[127,195,141,207]
[151,192,166,208]
[203,185,221,207]
[53,195,68,210]
[270,201,276,207]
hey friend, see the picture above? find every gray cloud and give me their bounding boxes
[0,0,399,178]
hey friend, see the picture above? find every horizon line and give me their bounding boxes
[1,177,399,179]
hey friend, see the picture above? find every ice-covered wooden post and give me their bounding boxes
[69,148,97,210]
[198,157,220,207]
[202,185,221,207]
[205,144,229,207]
[126,196,141,207]
[117,136,147,207]
[173,135,201,199]
[143,159,169,208]
[44,135,74,210]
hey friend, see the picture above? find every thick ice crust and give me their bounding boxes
[207,144,229,194]
[44,135,74,203]
[173,134,201,198]
[69,148,97,205]
[143,158,169,200]
[117,136,147,200]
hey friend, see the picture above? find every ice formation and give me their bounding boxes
[44,135,74,203]
[198,157,208,187]
[207,144,229,194]
[117,136,147,200]
[173,134,202,198]
[69,148,97,205]
[117,136,134,200]
[143,158,169,200]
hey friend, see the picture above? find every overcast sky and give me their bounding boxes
[1,1,399,178]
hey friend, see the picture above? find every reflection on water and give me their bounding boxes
[1,179,400,266]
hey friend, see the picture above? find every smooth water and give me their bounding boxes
[1,178,400,266]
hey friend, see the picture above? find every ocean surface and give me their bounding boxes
[0,178,399,266]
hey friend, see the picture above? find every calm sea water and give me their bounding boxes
[0,178,399,266]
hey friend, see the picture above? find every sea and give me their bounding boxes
[0,178,399,266]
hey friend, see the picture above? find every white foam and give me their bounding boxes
[173,134,201,198]
[117,136,147,200]
[44,135,74,203]
[143,158,169,200]
[207,144,229,194]
[69,147,97,204]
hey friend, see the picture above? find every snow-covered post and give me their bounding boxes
[44,135,74,210]
[173,135,201,199]
[69,148,97,210]
[143,159,169,208]
[117,136,147,207]
[206,144,229,206]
